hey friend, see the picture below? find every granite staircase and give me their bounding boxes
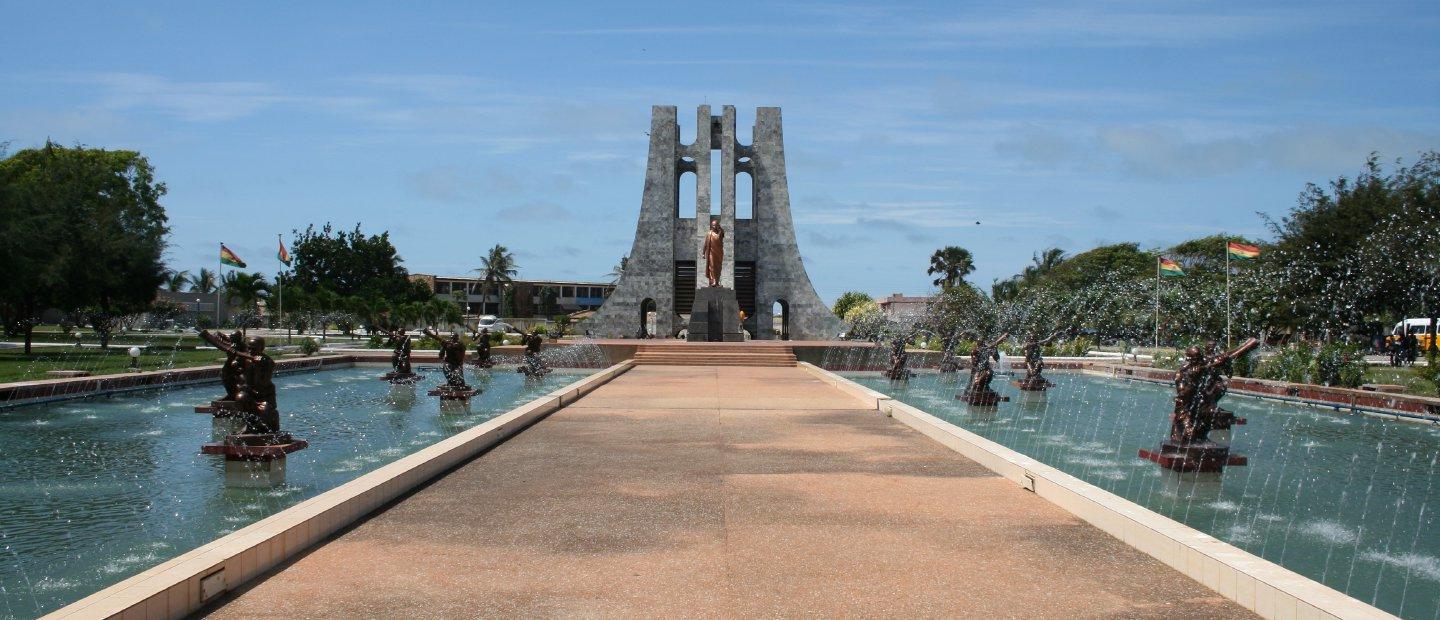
[632,343,797,367]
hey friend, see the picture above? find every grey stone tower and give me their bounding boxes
[589,105,843,340]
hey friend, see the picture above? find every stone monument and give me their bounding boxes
[588,105,843,340]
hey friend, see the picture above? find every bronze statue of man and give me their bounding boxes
[1020,329,1065,387]
[518,329,551,377]
[703,219,724,287]
[388,328,413,376]
[217,330,246,401]
[424,327,468,389]
[200,330,279,434]
[964,331,1009,403]
[469,327,493,368]
[1170,338,1259,444]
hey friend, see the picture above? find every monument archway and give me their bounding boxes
[772,299,790,340]
[639,298,657,338]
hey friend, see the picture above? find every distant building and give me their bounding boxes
[876,293,932,319]
[411,274,616,318]
[152,290,250,326]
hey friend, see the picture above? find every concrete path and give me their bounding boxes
[207,366,1250,618]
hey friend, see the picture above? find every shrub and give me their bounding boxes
[1231,349,1256,378]
[1152,350,1182,369]
[1258,341,1314,384]
[298,337,321,356]
[366,334,386,349]
[1313,342,1367,387]
[1045,336,1093,357]
[532,324,549,336]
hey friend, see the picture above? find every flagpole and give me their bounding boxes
[277,234,285,344]
[216,243,223,328]
[1226,241,1232,348]
[1154,257,1160,349]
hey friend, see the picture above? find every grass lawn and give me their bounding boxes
[1362,366,1438,397]
[0,347,225,384]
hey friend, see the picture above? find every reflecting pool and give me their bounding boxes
[847,371,1439,619]
[0,365,588,618]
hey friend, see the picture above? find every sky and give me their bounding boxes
[3,1,1439,303]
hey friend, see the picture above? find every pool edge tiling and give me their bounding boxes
[798,363,1394,620]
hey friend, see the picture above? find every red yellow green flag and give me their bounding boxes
[1227,241,1260,260]
[220,244,247,268]
[277,238,292,266]
[1159,257,1185,277]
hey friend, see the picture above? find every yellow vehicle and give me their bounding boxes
[1387,318,1438,350]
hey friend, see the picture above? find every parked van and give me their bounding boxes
[1387,318,1438,350]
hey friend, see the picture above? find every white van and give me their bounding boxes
[1388,318,1437,349]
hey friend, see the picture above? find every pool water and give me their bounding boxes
[0,365,589,619]
[846,371,1440,619]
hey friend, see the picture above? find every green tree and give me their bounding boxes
[831,291,872,319]
[1039,243,1152,291]
[926,246,975,290]
[189,268,218,294]
[0,143,169,349]
[288,223,433,333]
[221,271,270,314]
[164,269,190,292]
[475,244,518,315]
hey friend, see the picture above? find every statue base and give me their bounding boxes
[380,371,421,384]
[428,386,478,400]
[959,389,1009,406]
[687,286,745,342]
[212,415,248,441]
[1139,441,1247,473]
[885,368,914,381]
[1012,376,1053,391]
[194,399,240,415]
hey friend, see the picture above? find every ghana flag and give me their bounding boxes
[220,244,247,268]
[1159,257,1185,277]
[1227,241,1260,260]
[277,238,291,266]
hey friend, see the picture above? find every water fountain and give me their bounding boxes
[1139,338,1259,473]
[195,330,308,487]
[883,332,914,381]
[424,327,478,400]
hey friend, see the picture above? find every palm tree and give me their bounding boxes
[221,271,270,313]
[164,269,190,292]
[927,246,975,290]
[474,244,518,315]
[607,255,628,284]
[189,268,218,294]
[1022,248,1066,282]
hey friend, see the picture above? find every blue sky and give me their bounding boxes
[4,1,1438,303]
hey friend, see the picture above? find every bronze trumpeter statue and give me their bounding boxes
[1140,338,1259,472]
[381,327,418,383]
[1015,329,1065,391]
[200,330,280,435]
[884,332,914,381]
[424,327,476,399]
[469,327,494,368]
[961,331,1010,405]
[517,328,551,378]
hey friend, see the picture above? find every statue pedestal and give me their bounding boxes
[202,433,308,487]
[428,386,478,400]
[1139,441,1247,473]
[687,287,745,342]
[1012,376,1053,391]
[959,388,1008,406]
[380,371,420,384]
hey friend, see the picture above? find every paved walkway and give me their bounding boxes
[207,366,1249,618]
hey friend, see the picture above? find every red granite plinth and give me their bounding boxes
[1138,441,1246,473]
[428,386,478,400]
[194,399,242,415]
[202,433,309,462]
[1012,377,1052,391]
[380,371,421,384]
[959,389,1009,406]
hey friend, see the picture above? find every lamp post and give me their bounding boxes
[128,346,142,372]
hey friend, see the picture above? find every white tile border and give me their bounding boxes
[797,362,1394,620]
[42,361,634,620]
